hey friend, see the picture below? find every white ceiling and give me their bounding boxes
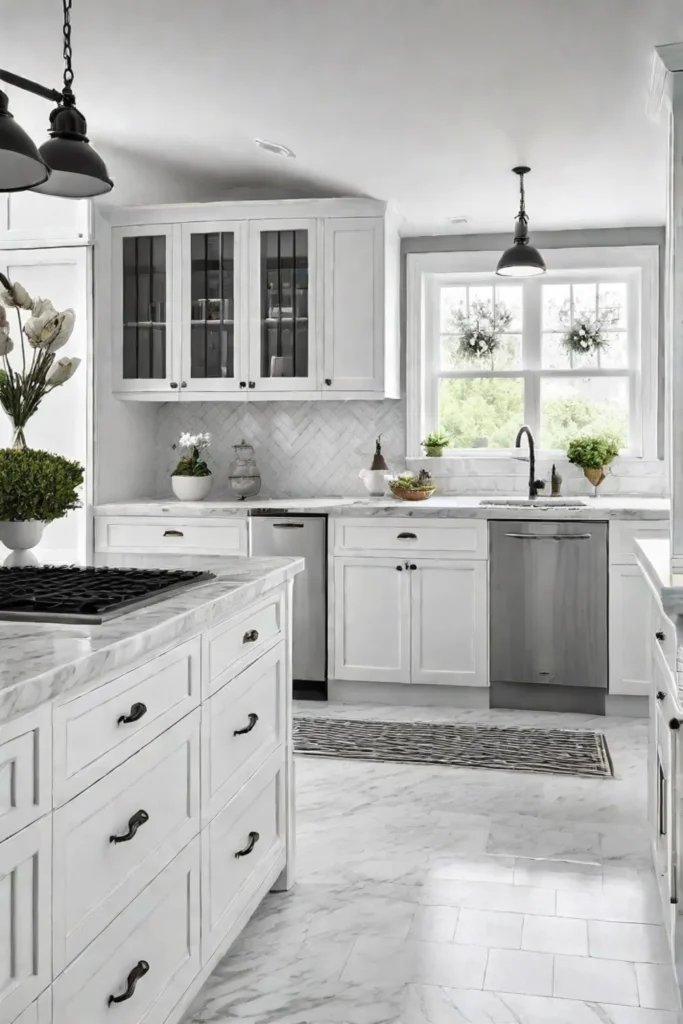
[4,0,683,233]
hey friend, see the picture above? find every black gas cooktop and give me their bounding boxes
[0,566,216,624]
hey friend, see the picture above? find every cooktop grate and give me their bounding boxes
[0,566,216,624]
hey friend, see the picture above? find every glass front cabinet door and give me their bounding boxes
[247,219,320,392]
[180,221,246,394]
[112,225,179,395]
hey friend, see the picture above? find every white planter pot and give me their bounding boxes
[358,469,391,496]
[171,475,212,501]
[0,520,45,551]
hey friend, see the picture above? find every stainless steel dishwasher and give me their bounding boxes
[489,520,608,714]
[250,513,327,700]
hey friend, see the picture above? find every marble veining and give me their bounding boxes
[0,555,303,724]
[94,495,670,522]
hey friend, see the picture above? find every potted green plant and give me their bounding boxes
[0,448,84,560]
[566,434,620,495]
[172,432,212,501]
[389,470,436,501]
[421,431,451,457]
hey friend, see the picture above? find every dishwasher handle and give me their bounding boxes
[272,522,305,528]
[504,532,593,541]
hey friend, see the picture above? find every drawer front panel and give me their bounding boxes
[203,643,285,822]
[609,520,668,565]
[654,607,677,676]
[95,516,248,555]
[54,636,200,804]
[0,705,51,843]
[13,990,52,1024]
[53,838,200,1024]
[334,517,487,558]
[53,712,200,973]
[207,591,284,697]
[0,817,51,1024]
[202,749,285,961]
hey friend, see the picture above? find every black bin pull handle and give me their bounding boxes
[235,831,260,858]
[233,712,259,736]
[163,529,184,538]
[397,532,417,540]
[243,629,259,644]
[117,701,147,726]
[109,809,149,844]
[108,960,150,1005]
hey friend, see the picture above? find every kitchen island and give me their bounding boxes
[0,555,302,1024]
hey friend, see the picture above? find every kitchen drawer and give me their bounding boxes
[0,704,51,843]
[653,605,677,676]
[13,990,52,1024]
[333,517,487,558]
[53,711,200,974]
[201,747,286,962]
[53,636,200,805]
[609,520,669,565]
[95,515,248,555]
[202,642,285,823]
[0,816,51,1024]
[53,837,200,1024]
[206,590,285,697]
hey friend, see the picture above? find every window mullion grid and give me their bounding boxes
[523,278,542,439]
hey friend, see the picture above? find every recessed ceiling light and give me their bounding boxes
[254,138,296,158]
[448,215,468,224]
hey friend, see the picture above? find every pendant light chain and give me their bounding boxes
[517,170,528,225]
[62,0,74,99]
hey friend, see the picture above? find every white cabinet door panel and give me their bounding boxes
[609,564,651,696]
[0,704,51,843]
[411,560,487,687]
[333,558,410,683]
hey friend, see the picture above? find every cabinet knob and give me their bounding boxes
[169,381,178,389]
[396,565,403,571]
[656,630,666,642]
[657,692,667,701]
[410,564,417,570]
[239,381,246,388]
[325,378,332,386]
[248,381,256,389]
[180,381,187,388]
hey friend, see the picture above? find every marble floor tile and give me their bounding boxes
[521,914,588,955]
[421,878,556,916]
[453,909,523,950]
[556,887,663,925]
[430,855,516,885]
[408,905,460,943]
[635,961,682,1010]
[486,821,602,863]
[340,934,489,989]
[512,856,603,892]
[483,948,553,996]
[587,920,670,963]
[553,953,639,1005]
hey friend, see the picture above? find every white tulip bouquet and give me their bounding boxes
[0,273,80,449]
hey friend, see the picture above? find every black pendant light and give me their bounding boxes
[0,0,113,198]
[496,166,545,278]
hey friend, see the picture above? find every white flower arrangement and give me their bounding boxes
[0,275,79,449]
[559,304,619,358]
[173,432,212,477]
[449,299,513,362]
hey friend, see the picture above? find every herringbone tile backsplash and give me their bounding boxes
[155,400,406,497]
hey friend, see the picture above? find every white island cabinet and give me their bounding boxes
[0,555,301,1024]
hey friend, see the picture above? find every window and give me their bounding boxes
[407,247,658,458]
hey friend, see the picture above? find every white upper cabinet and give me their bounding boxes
[0,193,91,247]
[104,199,400,402]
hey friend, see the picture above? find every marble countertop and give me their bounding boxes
[94,495,670,521]
[635,537,683,710]
[0,555,303,725]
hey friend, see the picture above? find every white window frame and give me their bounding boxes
[406,245,659,460]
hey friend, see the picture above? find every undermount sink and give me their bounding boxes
[481,497,588,509]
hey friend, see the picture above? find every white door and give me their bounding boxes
[323,217,383,394]
[0,247,89,565]
[609,564,651,696]
[247,218,320,394]
[0,816,51,1024]
[111,224,181,396]
[179,220,248,396]
[333,557,410,682]
[410,559,488,687]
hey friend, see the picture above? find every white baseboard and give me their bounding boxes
[605,694,649,718]
[328,680,490,708]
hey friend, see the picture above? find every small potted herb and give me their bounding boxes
[172,432,212,501]
[566,434,620,495]
[0,448,84,560]
[389,470,436,501]
[422,431,451,457]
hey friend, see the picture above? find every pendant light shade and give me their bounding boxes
[496,166,545,278]
[0,90,50,192]
[32,104,112,198]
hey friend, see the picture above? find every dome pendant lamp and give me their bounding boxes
[496,166,545,278]
[0,0,112,198]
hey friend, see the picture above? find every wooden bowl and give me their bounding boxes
[389,486,436,501]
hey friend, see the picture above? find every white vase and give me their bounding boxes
[0,520,45,550]
[171,475,212,501]
[358,469,391,496]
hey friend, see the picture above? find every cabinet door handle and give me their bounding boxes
[239,381,246,388]
[235,831,260,858]
[242,628,259,643]
[163,529,184,537]
[181,381,187,388]
[396,564,403,571]
[117,701,147,726]
[397,532,417,540]
[324,378,332,386]
[410,563,417,570]
[248,381,256,388]
[109,809,149,844]
[657,692,667,701]
[656,630,666,642]
[108,960,150,1005]
[169,381,178,389]
[233,712,259,736]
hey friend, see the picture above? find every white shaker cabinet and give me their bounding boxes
[410,559,487,687]
[0,192,90,247]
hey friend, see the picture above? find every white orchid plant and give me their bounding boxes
[173,432,212,477]
[0,274,80,449]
